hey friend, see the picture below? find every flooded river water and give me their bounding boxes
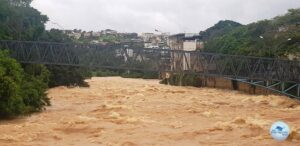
[0,77,300,146]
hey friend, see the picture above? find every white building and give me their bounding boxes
[101,29,118,35]
[68,33,81,39]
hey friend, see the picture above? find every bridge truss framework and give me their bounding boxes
[0,40,299,98]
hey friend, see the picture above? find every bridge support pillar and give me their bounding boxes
[266,81,269,86]
[297,84,300,98]
[281,83,285,91]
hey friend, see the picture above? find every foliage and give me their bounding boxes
[200,20,243,41]
[204,9,300,58]
[0,0,91,118]
[92,69,158,79]
[121,71,143,78]
[141,71,158,79]
[47,66,91,87]
[0,0,48,41]
[0,0,52,118]
[0,0,91,88]
[121,71,158,79]
[93,70,120,77]
[0,50,50,118]
[39,29,74,43]
[77,34,121,44]
[160,74,202,87]
[0,50,24,118]
[99,35,120,43]
[21,64,50,112]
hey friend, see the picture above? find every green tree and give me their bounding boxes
[0,50,50,118]
[47,66,91,87]
[0,50,25,118]
[21,64,50,112]
[204,8,300,58]
[0,0,48,41]
[200,20,243,41]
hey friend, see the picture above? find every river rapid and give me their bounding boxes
[0,77,299,146]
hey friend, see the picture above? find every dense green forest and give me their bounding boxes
[200,20,243,41]
[203,9,300,58]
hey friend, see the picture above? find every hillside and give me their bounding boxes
[203,9,300,59]
[200,20,243,41]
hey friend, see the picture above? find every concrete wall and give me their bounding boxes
[161,72,276,96]
[183,41,197,51]
[201,77,274,95]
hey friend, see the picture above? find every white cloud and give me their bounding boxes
[31,0,300,33]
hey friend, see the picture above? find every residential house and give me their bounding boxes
[101,29,118,35]
[141,33,169,49]
[67,32,81,40]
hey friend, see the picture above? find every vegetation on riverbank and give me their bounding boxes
[160,74,203,87]
[0,50,50,118]
[93,70,158,79]
[0,0,92,118]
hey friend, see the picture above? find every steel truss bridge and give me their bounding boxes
[0,40,300,99]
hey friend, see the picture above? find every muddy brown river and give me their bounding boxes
[0,77,300,146]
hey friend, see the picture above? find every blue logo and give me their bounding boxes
[270,121,290,141]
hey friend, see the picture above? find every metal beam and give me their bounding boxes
[0,40,300,98]
[284,84,298,92]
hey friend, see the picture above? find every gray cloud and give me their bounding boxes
[31,0,300,33]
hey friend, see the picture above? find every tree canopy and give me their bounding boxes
[0,0,90,118]
[203,8,300,59]
[0,0,48,40]
[200,20,243,41]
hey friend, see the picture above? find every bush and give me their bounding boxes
[121,71,143,78]
[21,64,51,112]
[47,66,91,87]
[182,74,203,87]
[160,73,202,87]
[93,70,119,77]
[0,50,25,118]
[121,71,158,79]
[0,50,51,118]
[142,71,158,79]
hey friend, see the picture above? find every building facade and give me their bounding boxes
[168,33,204,71]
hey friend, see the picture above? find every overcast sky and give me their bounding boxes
[31,0,300,34]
